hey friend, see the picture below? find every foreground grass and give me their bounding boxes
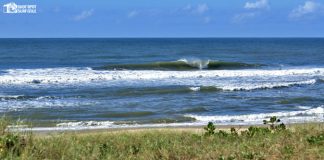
[1,119,324,159]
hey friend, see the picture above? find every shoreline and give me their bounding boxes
[2,118,324,159]
[19,122,323,135]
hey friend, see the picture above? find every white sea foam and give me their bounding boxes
[0,67,323,91]
[0,98,97,112]
[221,79,316,91]
[6,105,322,131]
[184,106,324,124]
[57,121,114,127]
[24,121,202,131]
[297,106,312,110]
[189,87,201,91]
[0,95,25,99]
[177,58,209,69]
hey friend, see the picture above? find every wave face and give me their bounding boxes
[97,59,260,71]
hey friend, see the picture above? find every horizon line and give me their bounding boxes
[1,37,324,39]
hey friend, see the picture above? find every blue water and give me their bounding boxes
[0,38,323,130]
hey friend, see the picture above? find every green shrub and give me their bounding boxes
[241,126,271,137]
[230,127,238,136]
[307,133,324,145]
[217,130,229,137]
[204,122,216,136]
[0,117,28,158]
[263,116,286,131]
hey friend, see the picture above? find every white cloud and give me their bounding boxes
[244,0,269,9]
[232,0,268,23]
[74,9,94,21]
[183,4,209,14]
[182,4,211,24]
[232,12,257,23]
[196,4,209,14]
[289,1,321,18]
[128,10,139,18]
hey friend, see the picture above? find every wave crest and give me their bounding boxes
[97,59,260,71]
[177,59,210,69]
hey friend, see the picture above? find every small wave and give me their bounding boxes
[171,80,315,93]
[0,70,7,75]
[96,111,155,118]
[117,86,222,96]
[57,121,114,127]
[16,121,197,131]
[117,87,195,96]
[277,97,315,104]
[178,107,209,113]
[0,95,30,100]
[0,95,59,101]
[189,86,222,92]
[222,79,316,91]
[318,78,324,83]
[97,59,260,71]
[297,106,312,110]
[56,118,196,128]
[0,98,96,112]
[184,106,324,123]
[12,106,324,131]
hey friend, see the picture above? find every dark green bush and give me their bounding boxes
[241,126,271,137]
[204,122,216,136]
[307,133,324,145]
[263,116,286,131]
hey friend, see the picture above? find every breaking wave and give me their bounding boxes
[11,105,324,131]
[96,59,260,70]
[184,106,324,124]
[0,67,322,91]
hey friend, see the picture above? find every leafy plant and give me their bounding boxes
[218,154,236,160]
[130,144,140,155]
[263,116,286,131]
[99,143,109,157]
[0,133,26,157]
[217,130,229,137]
[241,126,271,137]
[307,133,324,145]
[241,151,257,160]
[204,122,216,136]
[282,145,294,158]
[230,127,238,136]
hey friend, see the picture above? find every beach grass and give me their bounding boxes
[0,118,324,159]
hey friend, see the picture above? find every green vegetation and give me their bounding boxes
[0,116,323,159]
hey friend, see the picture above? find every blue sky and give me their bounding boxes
[0,0,324,37]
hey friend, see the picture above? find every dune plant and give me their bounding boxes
[0,117,28,158]
[263,116,286,131]
[204,122,216,136]
[307,133,324,145]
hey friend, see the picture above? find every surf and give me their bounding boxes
[184,105,324,124]
[0,67,323,91]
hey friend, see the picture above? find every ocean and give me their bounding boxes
[0,38,323,131]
